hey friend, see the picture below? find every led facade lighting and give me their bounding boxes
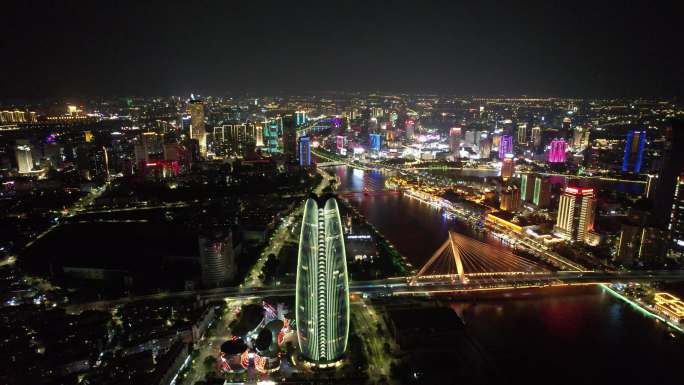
[296,198,349,364]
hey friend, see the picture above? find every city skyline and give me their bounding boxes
[2,1,683,99]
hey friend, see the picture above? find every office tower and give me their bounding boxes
[533,176,552,208]
[622,130,646,173]
[669,175,684,257]
[501,155,515,179]
[479,137,492,159]
[216,123,258,157]
[548,139,567,163]
[15,143,33,173]
[652,121,684,228]
[492,134,501,152]
[561,117,572,138]
[499,135,513,159]
[264,118,282,153]
[449,126,461,152]
[520,174,534,202]
[295,111,308,126]
[572,126,587,150]
[516,123,527,145]
[198,230,236,288]
[282,115,297,160]
[464,130,476,146]
[76,144,109,180]
[406,119,416,139]
[371,107,384,118]
[500,186,520,211]
[531,126,542,150]
[554,187,596,243]
[254,122,264,147]
[336,135,345,154]
[296,198,349,365]
[299,136,311,167]
[369,134,381,151]
[188,100,207,157]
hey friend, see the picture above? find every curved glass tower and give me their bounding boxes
[296,198,350,364]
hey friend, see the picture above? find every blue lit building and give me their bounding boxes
[622,130,646,173]
[299,136,311,167]
[369,134,381,151]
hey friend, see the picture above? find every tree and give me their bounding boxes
[203,355,215,372]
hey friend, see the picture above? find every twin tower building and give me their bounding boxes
[295,197,350,366]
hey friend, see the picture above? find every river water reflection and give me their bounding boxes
[333,166,682,384]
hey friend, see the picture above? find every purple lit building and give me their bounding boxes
[548,139,567,163]
[498,135,513,159]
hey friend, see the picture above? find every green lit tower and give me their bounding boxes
[296,197,350,365]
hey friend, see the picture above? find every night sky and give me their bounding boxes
[1,0,682,98]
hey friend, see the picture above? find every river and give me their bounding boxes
[333,165,683,384]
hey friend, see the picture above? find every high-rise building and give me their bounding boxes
[15,143,33,173]
[499,135,513,159]
[548,139,567,163]
[533,176,552,208]
[516,123,527,145]
[296,198,349,365]
[369,134,381,151]
[652,120,684,228]
[188,100,207,157]
[520,174,534,203]
[282,115,297,160]
[479,137,492,159]
[531,126,542,150]
[501,155,515,179]
[554,187,596,243]
[198,230,236,288]
[622,130,646,173]
[295,111,308,126]
[669,175,684,257]
[500,186,521,211]
[299,136,311,167]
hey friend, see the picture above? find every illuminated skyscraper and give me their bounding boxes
[198,230,236,288]
[282,115,297,160]
[533,176,551,208]
[548,139,567,163]
[369,134,381,151]
[554,187,596,243]
[501,155,515,179]
[295,111,308,126]
[520,174,534,202]
[500,186,520,211]
[15,143,33,173]
[531,126,542,149]
[499,135,513,159]
[188,100,207,157]
[669,176,684,257]
[299,136,311,167]
[296,198,349,365]
[622,130,646,173]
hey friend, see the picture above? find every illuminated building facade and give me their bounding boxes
[554,187,596,242]
[296,198,349,365]
[501,156,515,179]
[548,139,567,163]
[369,134,381,151]
[669,175,684,257]
[198,230,236,288]
[282,115,297,160]
[533,176,551,208]
[531,126,542,149]
[295,111,308,126]
[188,100,207,157]
[622,130,646,173]
[299,136,311,167]
[654,293,684,323]
[498,135,513,159]
[500,186,520,211]
[15,143,33,173]
[520,174,533,202]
